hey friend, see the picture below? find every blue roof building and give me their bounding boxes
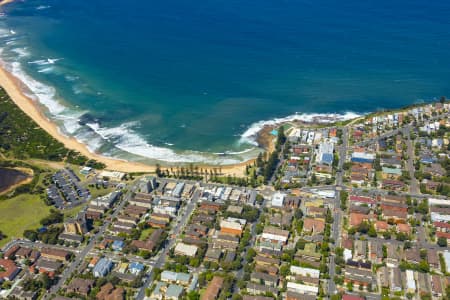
[112,240,124,251]
[351,157,373,164]
[129,262,145,275]
[161,270,191,285]
[93,258,113,277]
[321,153,334,165]
[188,274,198,291]
[420,156,436,164]
[166,284,184,299]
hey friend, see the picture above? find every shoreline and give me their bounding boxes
[0,0,15,7]
[0,65,254,176]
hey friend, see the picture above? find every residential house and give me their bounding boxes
[93,258,113,277]
[66,278,95,297]
[220,217,246,236]
[261,227,289,244]
[0,259,20,282]
[213,234,239,250]
[41,248,71,262]
[174,243,198,257]
[250,272,279,288]
[246,283,278,297]
[96,283,125,300]
[201,276,224,300]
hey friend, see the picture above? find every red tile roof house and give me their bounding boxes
[303,218,325,235]
[436,231,450,242]
[434,221,450,233]
[382,209,408,223]
[381,179,405,190]
[352,130,364,141]
[349,195,376,207]
[375,221,389,232]
[349,213,371,227]
[3,245,20,260]
[350,174,366,186]
[343,295,364,300]
[341,238,353,251]
[200,201,223,212]
[396,223,411,234]
[380,202,408,213]
[0,259,20,282]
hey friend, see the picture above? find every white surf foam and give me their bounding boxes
[53,110,86,135]
[0,40,363,165]
[239,111,361,146]
[5,39,17,46]
[65,75,79,82]
[0,51,247,164]
[225,148,256,155]
[9,61,66,115]
[36,5,51,10]
[74,129,104,153]
[85,121,244,164]
[0,28,11,38]
[37,66,55,74]
[28,58,62,66]
[11,47,29,58]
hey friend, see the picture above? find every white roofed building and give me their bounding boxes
[174,243,198,257]
[261,226,289,244]
[290,266,320,278]
[287,282,318,296]
[271,192,285,208]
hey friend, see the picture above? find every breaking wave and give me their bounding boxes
[1,52,363,165]
[239,112,361,146]
[0,17,362,166]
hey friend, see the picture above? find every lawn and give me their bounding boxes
[89,186,115,199]
[62,203,85,219]
[139,228,155,241]
[0,194,51,247]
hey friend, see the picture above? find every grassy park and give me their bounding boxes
[0,194,51,247]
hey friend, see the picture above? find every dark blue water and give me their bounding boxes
[1,0,450,163]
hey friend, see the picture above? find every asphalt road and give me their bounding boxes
[328,127,348,296]
[135,189,201,300]
[403,125,419,194]
[233,195,268,293]
[45,184,135,299]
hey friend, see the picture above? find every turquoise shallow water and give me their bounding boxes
[0,0,449,164]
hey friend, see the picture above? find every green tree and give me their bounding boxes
[187,291,200,300]
[368,223,377,237]
[437,237,447,247]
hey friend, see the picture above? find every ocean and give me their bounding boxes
[1,0,450,164]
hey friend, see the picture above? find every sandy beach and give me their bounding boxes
[0,65,253,176]
[0,0,15,7]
